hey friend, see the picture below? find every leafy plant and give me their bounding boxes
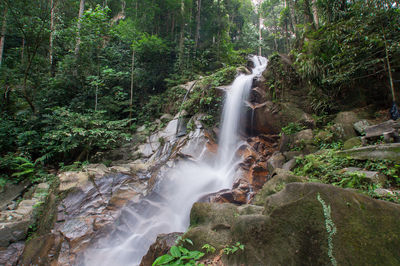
[223,242,245,255]
[334,172,371,190]
[202,244,216,254]
[317,193,337,266]
[280,122,305,136]
[11,157,36,180]
[152,238,205,266]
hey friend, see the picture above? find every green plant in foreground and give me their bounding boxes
[280,122,305,136]
[317,193,337,266]
[152,238,205,266]
[202,244,216,254]
[223,242,244,255]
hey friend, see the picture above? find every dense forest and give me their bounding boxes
[0,0,399,187]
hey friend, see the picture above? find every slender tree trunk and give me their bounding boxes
[49,0,56,69]
[194,0,201,49]
[258,11,262,56]
[129,49,135,125]
[311,0,319,29]
[0,6,7,68]
[21,38,25,63]
[303,0,315,30]
[287,0,297,38]
[75,0,85,57]
[383,31,396,102]
[178,0,185,69]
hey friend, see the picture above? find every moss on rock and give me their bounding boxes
[184,183,400,266]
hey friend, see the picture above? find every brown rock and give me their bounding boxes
[140,232,183,266]
[0,242,24,266]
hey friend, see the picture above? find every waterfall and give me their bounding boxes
[83,55,267,266]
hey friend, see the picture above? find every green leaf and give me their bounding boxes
[170,246,181,258]
[152,254,174,266]
[185,238,193,245]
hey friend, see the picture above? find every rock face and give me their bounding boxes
[0,183,49,247]
[184,183,400,266]
[249,101,315,135]
[140,232,183,266]
[20,170,149,265]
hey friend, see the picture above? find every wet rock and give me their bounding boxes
[248,163,268,191]
[140,232,183,266]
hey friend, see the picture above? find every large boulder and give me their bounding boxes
[332,111,360,141]
[184,183,400,266]
[250,101,315,135]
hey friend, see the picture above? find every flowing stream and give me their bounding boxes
[83,55,267,266]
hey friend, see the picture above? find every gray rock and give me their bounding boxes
[353,120,370,135]
[343,137,362,150]
[343,168,387,185]
[59,171,90,192]
[338,143,400,162]
[332,111,360,140]
[0,241,24,265]
[282,158,297,171]
[160,114,173,122]
[0,182,29,211]
[266,152,285,173]
[283,151,302,161]
[293,129,313,144]
[374,188,395,197]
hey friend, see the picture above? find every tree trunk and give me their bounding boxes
[0,6,7,69]
[383,31,396,102]
[178,0,185,70]
[49,0,56,69]
[21,38,25,63]
[129,49,135,125]
[311,0,319,29]
[194,0,201,49]
[258,11,262,56]
[74,0,85,57]
[303,0,314,30]
[287,0,297,39]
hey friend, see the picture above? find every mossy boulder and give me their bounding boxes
[253,169,307,205]
[343,137,362,150]
[184,183,400,266]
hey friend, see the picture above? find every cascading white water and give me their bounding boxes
[83,55,267,266]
